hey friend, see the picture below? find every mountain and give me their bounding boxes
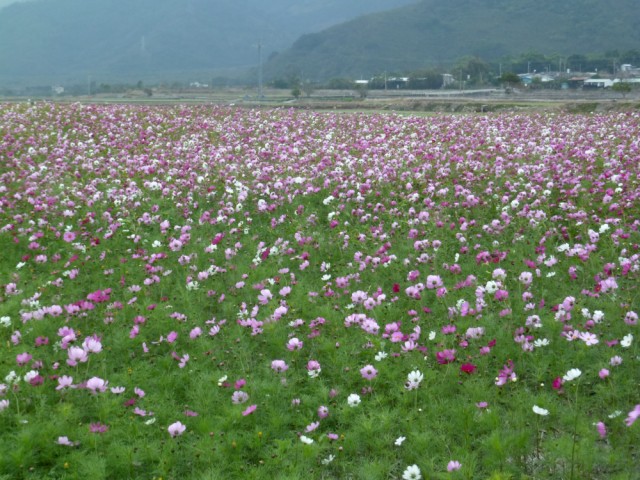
[0,0,416,84]
[265,0,640,81]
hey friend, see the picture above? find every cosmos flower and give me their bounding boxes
[347,393,361,407]
[402,464,422,480]
[167,421,186,437]
[532,405,549,416]
[562,369,582,382]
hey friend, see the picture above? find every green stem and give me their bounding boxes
[570,382,580,480]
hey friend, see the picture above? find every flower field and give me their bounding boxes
[0,102,639,479]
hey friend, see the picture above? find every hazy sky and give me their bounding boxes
[0,0,20,9]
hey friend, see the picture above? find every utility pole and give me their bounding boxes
[88,75,91,96]
[257,41,263,99]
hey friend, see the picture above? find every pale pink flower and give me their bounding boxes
[271,359,288,373]
[85,377,108,394]
[56,375,74,390]
[305,421,320,433]
[168,421,186,437]
[360,364,378,380]
[66,346,88,366]
[82,335,102,353]
[57,436,78,446]
[447,460,462,472]
[232,391,249,404]
[286,337,303,351]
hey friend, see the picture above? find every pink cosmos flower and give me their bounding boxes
[596,422,607,438]
[56,375,74,390]
[599,369,610,379]
[286,337,303,351]
[89,422,109,434]
[625,405,640,427]
[57,436,78,446]
[82,335,103,353]
[447,460,462,472]
[460,363,477,374]
[16,352,32,366]
[305,421,320,433]
[360,364,378,380]
[85,377,108,394]
[178,354,190,368]
[67,346,88,366]
[242,404,257,416]
[495,360,516,386]
[168,421,186,437]
[232,391,249,404]
[317,406,329,418]
[436,349,456,365]
[271,360,289,373]
[426,275,443,289]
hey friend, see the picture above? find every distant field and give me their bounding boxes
[1,103,638,479]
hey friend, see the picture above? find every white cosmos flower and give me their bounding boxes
[533,405,550,416]
[321,454,335,465]
[402,464,422,480]
[407,370,424,385]
[563,368,582,382]
[620,334,633,348]
[374,351,388,361]
[533,338,549,348]
[485,281,499,294]
[395,436,406,446]
[300,435,314,444]
[347,393,361,407]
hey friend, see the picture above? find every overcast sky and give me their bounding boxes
[0,0,19,9]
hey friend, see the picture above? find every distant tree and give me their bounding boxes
[500,72,521,92]
[529,76,543,90]
[612,82,632,98]
[291,86,301,99]
[301,81,315,98]
[325,78,355,90]
[353,83,368,99]
[452,56,491,85]
[408,70,443,89]
[272,78,290,89]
